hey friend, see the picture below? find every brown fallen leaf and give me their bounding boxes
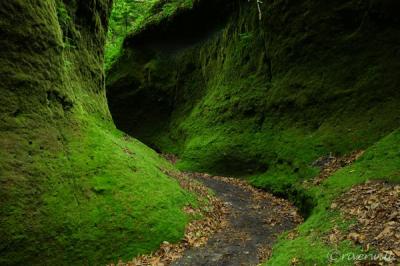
[334,181,400,264]
[348,232,365,244]
[375,226,393,240]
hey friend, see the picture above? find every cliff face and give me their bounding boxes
[105,1,400,263]
[107,0,400,184]
[0,1,194,264]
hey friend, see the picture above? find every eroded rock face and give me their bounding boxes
[0,0,113,264]
[2,1,203,264]
[107,0,400,175]
[106,0,236,150]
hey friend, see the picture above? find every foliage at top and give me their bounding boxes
[105,0,155,69]
[105,0,195,70]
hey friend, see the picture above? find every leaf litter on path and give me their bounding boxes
[108,169,229,266]
[109,165,302,265]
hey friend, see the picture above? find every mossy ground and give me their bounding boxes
[1,114,196,265]
[265,129,400,265]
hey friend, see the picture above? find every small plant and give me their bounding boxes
[239,32,253,40]
[56,1,76,49]
[57,2,71,29]
[63,58,72,72]
[62,37,77,49]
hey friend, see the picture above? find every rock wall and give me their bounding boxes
[107,0,400,187]
[0,1,193,264]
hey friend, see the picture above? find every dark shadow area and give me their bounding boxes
[107,0,240,150]
[274,186,316,219]
[124,0,237,52]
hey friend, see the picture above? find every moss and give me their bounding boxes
[106,0,400,263]
[1,0,398,263]
[0,114,195,265]
[265,129,400,265]
[0,0,197,264]
[107,0,400,184]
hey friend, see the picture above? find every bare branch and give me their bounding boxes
[248,0,263,20]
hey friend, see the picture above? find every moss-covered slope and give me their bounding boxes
[107,0,400,184]
[265,128,400,265]
[0,1,196,264]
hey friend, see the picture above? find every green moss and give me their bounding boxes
[107,0,400,186]
[56,1,71,29]
[265,214,359,266]
[0,115,195,265]
[265,129,400,265]
[0,1,197,264]
[106,0,400,263]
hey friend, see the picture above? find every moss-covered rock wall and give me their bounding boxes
[0,1,195,264]
[107,0,400,188]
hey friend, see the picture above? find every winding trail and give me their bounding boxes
[172,174,301,266]
[119,171,302,266]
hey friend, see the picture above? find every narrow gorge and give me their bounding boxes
[1,0,399,265]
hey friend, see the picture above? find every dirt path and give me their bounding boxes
[113,172,302,266]
[171,174,302,266]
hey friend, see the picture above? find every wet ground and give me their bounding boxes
[172,174,300,266]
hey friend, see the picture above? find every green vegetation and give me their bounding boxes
[1,113,195,265]
[105,0,195,70]
[2,0,399,264]
[0,1,197,264]
[107,0,400,186]
[106,0,400,263]
[105,0,155,69]
[266,129,400,265]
